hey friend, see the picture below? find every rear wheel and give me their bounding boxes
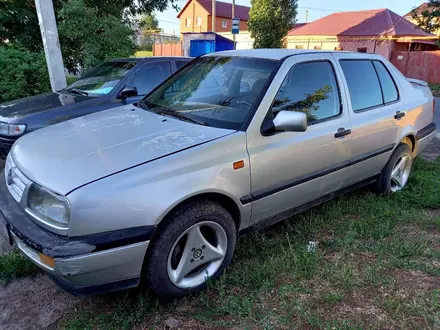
[374,143,413,194]
[145,200,236,298]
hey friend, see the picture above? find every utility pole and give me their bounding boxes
[35,0,67,92]
[212,0,216,32]
[232,0,236,48]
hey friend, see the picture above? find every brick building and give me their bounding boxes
[177,0,249,34]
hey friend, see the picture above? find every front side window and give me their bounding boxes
[222,19,228,28]
[196,16,202,27]
[272,61,341,124]
[373,61,399,103]
[340,60,383,111]
[142,56,278,130]
[65,61,136,96]
[185,18,191,27]
[126,62,171,95]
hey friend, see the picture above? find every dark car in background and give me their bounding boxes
[0,56,191,158]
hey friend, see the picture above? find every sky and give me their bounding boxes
[156,0,425,35]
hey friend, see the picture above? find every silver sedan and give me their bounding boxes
[0,49,436,298]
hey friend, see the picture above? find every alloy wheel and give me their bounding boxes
[390,153,412,192]
[167,221,228,289]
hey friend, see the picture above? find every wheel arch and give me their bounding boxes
[154,192,243,236]
[400,134,416,153]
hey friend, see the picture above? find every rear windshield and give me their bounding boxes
[141,56,279,130]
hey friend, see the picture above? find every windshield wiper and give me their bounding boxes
[67,88,89,96]
[158,108,208,126]
[137,101,208,126]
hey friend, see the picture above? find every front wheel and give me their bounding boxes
[374,143,413,194]
[145,200,236,298]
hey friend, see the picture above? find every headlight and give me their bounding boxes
[27,184,70,230]
[0,122,26,136]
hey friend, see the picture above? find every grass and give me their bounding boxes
[133,50,153,57]
[61,157,440,330]
[0,250,39,283]
[429,83,440,97]
[66,75,77,85]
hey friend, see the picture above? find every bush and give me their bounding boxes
[0,46,51,103]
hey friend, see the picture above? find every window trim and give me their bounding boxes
[339,59,400,113]
[265,59,344,130]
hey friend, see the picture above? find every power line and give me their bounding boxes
[298,6,340,12]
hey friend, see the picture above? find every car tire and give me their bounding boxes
[374,143,413,195]
[145,199,237,298]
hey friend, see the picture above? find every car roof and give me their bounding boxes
[208,49,382,60]
[110,56,191,63]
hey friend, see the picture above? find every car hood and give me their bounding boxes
[11,105,235,195]
[0,92,92,121]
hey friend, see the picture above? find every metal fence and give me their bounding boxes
[391,51,440,84]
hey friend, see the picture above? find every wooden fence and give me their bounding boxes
[153,43,182,56]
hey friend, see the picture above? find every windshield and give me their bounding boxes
[66,61,137,96]
[142,56,278,130]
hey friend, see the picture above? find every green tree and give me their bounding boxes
[58,0,135,74]
[140,14,161,32]
[248,0,298,48]
[0,0,179,52]
[0,46,51,103]
[411,0,440,35]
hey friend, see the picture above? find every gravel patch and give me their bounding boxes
[420,137,440,161]
[0,274,83,330]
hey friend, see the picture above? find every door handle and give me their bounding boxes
[394,111,405,119]
[335,128,351,138]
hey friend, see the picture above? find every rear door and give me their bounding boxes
[333,53,402,183]
[246,53,352,225]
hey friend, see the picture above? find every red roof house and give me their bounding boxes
[403,2,440,36]
[285,8,438,59]
[178,0,250,34]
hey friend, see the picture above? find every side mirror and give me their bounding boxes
[117,86,138,99]
[273,110,307,132]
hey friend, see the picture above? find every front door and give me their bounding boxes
[246,54,352,225]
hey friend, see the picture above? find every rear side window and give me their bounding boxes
[340,60,382,111]
[272,61,341,124]
[175,61,187,70]
[373,61,399,103]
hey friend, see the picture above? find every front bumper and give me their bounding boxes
[0,172,155,295]
[0,136,16,159]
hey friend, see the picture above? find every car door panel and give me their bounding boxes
[333,54,401,183]
[246,54,352,225]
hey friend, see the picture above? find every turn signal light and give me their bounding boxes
[233,160,244,170]
[39,253,55,268]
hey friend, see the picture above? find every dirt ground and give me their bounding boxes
[0,138,439,330]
